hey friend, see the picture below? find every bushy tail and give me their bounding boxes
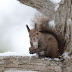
[39,22,66,56]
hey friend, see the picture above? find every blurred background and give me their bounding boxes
[0,0,37,56]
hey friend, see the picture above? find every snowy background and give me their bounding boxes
[0,0,37,56]
[0,0,61,56]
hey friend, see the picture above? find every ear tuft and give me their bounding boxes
[26,25,30,32]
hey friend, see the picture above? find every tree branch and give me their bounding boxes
[18,0,55,19]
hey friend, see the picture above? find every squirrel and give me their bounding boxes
[26,15,65,58]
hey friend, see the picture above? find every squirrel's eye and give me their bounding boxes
[37,32,38,35]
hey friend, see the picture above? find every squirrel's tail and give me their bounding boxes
[39,22,66,56]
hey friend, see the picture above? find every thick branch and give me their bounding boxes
[18,0,55,19]
[0,56,62,72]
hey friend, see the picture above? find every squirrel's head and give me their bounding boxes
[26,25,39,43]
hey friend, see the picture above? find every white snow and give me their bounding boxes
[48,58,52,60]
[63,52,70,59]
[54,58,60,61]
[49,20,55,28]
[0,0,37,56]
[55,4,59,11]
[0,51,20,56]
[50,0,61,4]
[5,70,38,72]
[50,0,61,11]
[67,19,72,25]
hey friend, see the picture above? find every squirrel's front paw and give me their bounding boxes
[30,49,36,54]
[29,47,34,52]
[29,47,36,54]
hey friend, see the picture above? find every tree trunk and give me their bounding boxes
[18,0,72,56]
[55,0,72,55]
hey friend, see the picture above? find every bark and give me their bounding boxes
[18,0,72,56]
[0,56,63,72]
[18,0,55,19]
[55,0,72,55]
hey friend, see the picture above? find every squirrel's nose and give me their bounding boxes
[33,37,36,40]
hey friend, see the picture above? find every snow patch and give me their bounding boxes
[0,0,36,56]
[67,19,72,25]
[5,70,38,72]
[48,58,52,60]
[55,4,59,11]
[49,20,55,28]
[0,51,21,56]
[54,58,60,61]
[63,52,70,59]
[50,0,62,11]
[50,0,61,4]
[0,51,36,56]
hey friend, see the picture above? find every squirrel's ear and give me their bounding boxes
[35,23,39,31]
[35,23,37,30]
[26,25,30,32]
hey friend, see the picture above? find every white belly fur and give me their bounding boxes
[33,42,38,48]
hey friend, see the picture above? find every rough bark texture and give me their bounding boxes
[0,56,72,72]
[18,0,55,19]
[55,0,72,55]
[0,56,67,72]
